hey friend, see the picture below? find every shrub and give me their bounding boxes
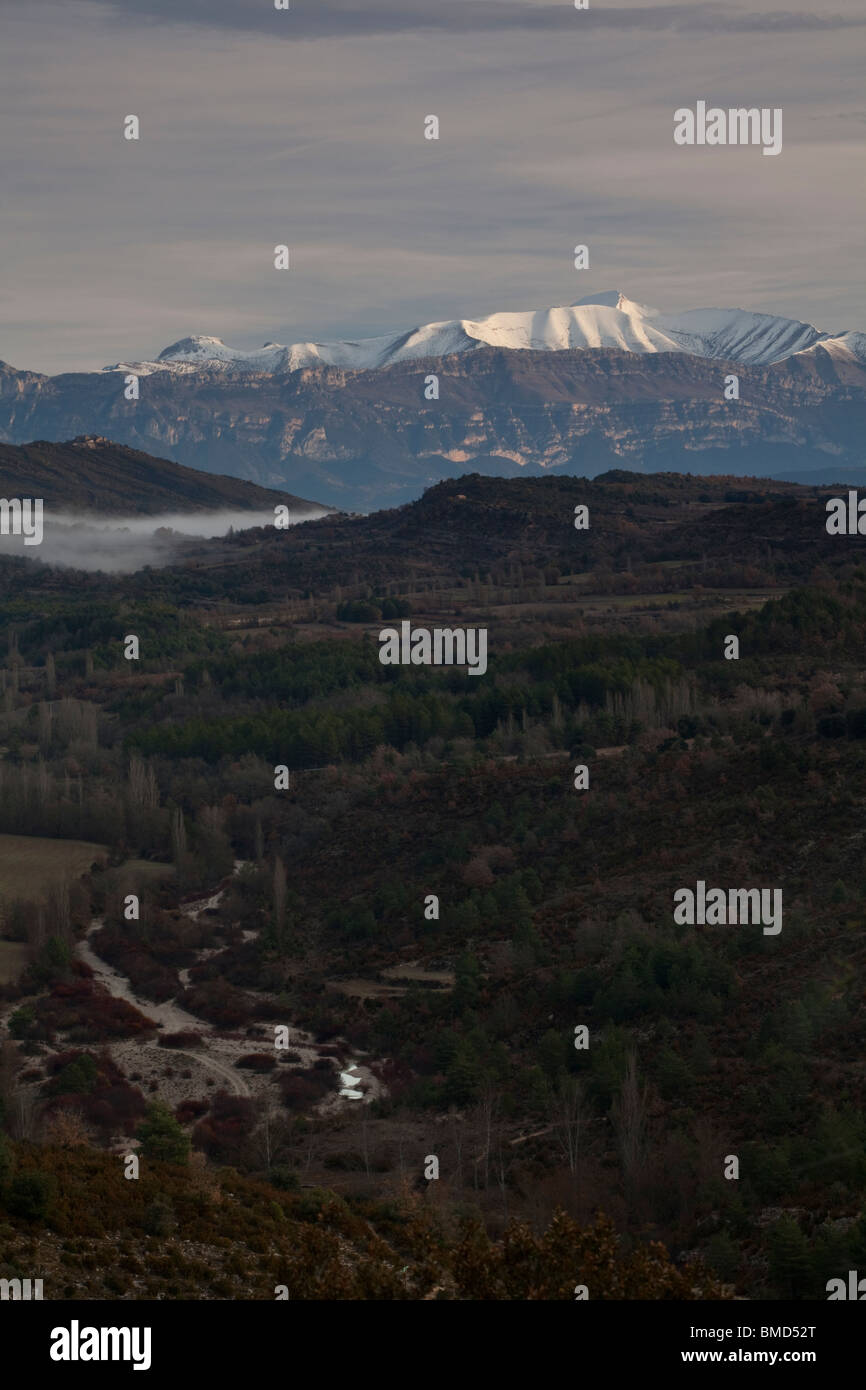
[144,1197,177,1237]
[7,1171,55,1222]
[175,1099,209,1124]
[45,1053,98,1097]
[236,1053,276,1072]
[159,1031,204,1049]
[269,1166,300,1192]
[191,1093,256,1163]
[8,1005,38,1040]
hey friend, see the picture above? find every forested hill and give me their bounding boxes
[109,468,866,605]
[0,437,331,516]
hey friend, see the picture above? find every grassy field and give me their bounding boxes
[0,833,108,905]
[99,859,175,895]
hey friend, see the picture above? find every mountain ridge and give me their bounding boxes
[2,298,865,512]
[102,291,866,377]
[0,437,332,517]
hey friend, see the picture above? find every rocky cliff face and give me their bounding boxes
[0,346,863,511]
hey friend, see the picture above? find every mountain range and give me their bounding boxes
[2,292,865,511]
[107,292,866,375]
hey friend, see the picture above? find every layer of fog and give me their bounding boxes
[0,508,327,573]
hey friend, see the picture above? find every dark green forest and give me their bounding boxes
[1,472,865,1299]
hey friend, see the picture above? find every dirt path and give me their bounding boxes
[5,859,381,1114]
[169,1048,251,1098]
[78,920,205,1034]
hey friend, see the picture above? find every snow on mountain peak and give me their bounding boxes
[157,335,227,359]
[105,295,866,378]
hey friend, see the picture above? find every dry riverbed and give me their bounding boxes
[3,862,384,1150]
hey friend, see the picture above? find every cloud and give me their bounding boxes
[7,0,866,40]
[2,0,863,373]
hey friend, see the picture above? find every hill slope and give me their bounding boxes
[0,437,331,516]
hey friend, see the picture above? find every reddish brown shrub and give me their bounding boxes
[158,1031,203,1049]
[235,1053,276,1072]
[175,1098,209,1124]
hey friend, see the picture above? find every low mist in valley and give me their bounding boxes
[0,507,327,573]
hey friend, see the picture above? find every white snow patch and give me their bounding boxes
[103,292,866,377]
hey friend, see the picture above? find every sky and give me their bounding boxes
[1,0,864,375]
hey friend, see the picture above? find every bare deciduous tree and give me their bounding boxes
[8,1086,41,1141]
[611,1051,648,1195]
[549,1074,584,1176]
[472,1082,501,1190]
[171,807,187,862]
[273,856,287,941]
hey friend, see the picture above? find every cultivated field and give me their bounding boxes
[0,833,108,905]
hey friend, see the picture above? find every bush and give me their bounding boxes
[159,1031,204,1049]
[144,1197,177,1237]
[186,981,252,1028]
[269,1166,300,1192]
[175,1099,209,1124]
[236,1053,276,1072]
[45,1053,98,1097]
[278,1067,334,1112]
[380,598,411,620]
[336,600,381,622]
[36,980,157,1042]
[191,1093,256,1163]
[7,1171,55,1221]
[8,1006,37,1040]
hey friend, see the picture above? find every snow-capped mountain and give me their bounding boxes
[4,289,864,513]
[104,291,866,376]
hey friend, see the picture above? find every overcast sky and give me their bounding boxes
[1,0,864,374]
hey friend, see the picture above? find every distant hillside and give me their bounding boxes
[122,469,866,605]
[0,437,332,517]
[2,467,862,596]
[1,333,863,510]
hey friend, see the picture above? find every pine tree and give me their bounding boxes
[768,1216,811,1297]
[137,1101,190,1165]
